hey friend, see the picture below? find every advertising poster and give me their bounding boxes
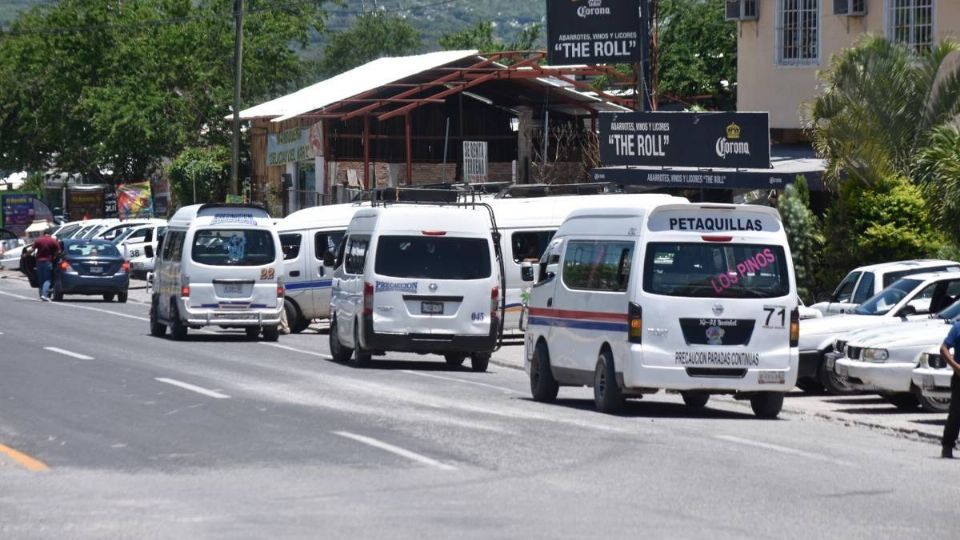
[117,182,154,219]
[68,187,105,220]
[547,0,642,65]
[1,193,38,237]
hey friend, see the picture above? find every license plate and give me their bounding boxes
[835,363,849,378]
[89,266,103,274]
[758,370,785,385]
[224,284,242,294]
[421,301,444,315]
[922,374,935,390]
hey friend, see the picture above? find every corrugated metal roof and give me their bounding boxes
[240,49,480,121]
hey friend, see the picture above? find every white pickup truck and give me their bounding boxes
[812,260,959,316]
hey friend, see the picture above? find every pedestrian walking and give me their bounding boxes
[32,227,60,301]
[938,322,960,458]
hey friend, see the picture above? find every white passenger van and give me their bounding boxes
[329,204,503,371]
[275,203,364,333]
[486,193,687,332]
[524,202,798,418]
[150,204,284,341]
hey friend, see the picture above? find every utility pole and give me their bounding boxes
[635,0,654,112]
[230,0,244,197]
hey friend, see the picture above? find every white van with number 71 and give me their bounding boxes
[524,202,799,418]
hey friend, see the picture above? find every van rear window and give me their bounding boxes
[191,229,276,266]
[375,236,491,280]
[643,242,790,298]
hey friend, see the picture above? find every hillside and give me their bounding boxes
[0,0,546,50]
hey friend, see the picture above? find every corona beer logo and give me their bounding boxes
[725,122,741,139]
[577,0,611,18]
[716,122,750,159]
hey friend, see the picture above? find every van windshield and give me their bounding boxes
[191,229,276,266]
[375,235,491,279]
[643,242,790,298]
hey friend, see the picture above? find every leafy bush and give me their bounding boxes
[166,146,230,207]
[776,177,823,302]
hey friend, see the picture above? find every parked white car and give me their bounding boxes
[811,260,959,316]
[799,271,960,393]
[912,347,954,407]
[833,311,956,411]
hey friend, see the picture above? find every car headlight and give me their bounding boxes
[862,348,889,363]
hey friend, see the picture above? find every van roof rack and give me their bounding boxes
[494,182,618,199]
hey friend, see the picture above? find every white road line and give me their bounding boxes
[400,370,519,394]
[0,289,150,321]
[715,435,853,467]
[260,342,333,360]
[333,431,457,471]
[0,290,32,301]
[43,347,94,360]
[154,377,231,399]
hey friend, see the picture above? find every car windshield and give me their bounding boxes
[374,235,492,279]
[65,242,120,258]
[642,242,790,298]
[191,228,276,266]
[854,278,921,316]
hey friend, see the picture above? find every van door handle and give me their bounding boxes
[289,270,301,277]
[547,298,553,307]
[319,266,325,277]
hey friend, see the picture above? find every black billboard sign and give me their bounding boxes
[599,111,771,169]
[547,0,642,65]
[590,167,824,191]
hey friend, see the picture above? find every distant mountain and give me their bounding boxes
[1,1,546,50]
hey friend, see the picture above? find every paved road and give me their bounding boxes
[0,274,958,539]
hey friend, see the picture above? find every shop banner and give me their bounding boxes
[68,187,105,220]
[117,182,153,219]
[547,0,641,65]
[599,111,771,169]
[1,193,38,237]
[267,122,322,166]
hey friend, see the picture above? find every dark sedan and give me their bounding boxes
[53,240,130,302]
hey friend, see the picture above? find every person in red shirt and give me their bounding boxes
[32,228,60,301]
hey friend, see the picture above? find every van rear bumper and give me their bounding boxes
[363,319,498,354]
[623,365,797,392]
[183,306,282,327]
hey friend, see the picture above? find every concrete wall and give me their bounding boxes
[737,0,960,131]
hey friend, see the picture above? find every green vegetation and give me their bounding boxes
[776,177,823,302]
[167,146,231,206]
[439,21,542,52]
[318,11,421,77]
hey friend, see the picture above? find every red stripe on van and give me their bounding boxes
[527,307,627,322]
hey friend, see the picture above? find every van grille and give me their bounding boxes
[679,319,755,346]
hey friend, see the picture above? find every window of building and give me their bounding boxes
[777,0,819,65]
[887,0,934,50]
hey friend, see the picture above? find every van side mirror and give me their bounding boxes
[144,245,154,259]
[322,251,335,267]
[520,261,534,282]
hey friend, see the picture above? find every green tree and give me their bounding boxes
[916,125,960,245]
[808,35,960,188]
[438,21,541,52]
[0,0,329,184]
[776,177,823,302]
[318,12,421,77]
[166,146,231,206]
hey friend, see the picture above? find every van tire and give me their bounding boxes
[284,299,309,334]
[750,392,784,419]
[353,323,372,367]
[245,327,260,339]
[593,350,624,414]
[329,318,352,363]
[149,297,166,337]
[529,343,559,403]
[444,354,466,366]
[470,354,490,372]
[681,391,710,409]
[169,302,188,341]
[262,325,280,342]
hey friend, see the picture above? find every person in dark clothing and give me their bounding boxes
[938,321,960,458]
[32,228,60,301]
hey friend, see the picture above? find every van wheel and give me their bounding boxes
[471,354,490,373]
[169,302,188,341]
[245,327,261,339]
[117,291,128,303]
[750,392,784,419]
[329,318,352,363]
[881,392,919,411]
[262,325,280,342]
[681,391,710,409]
[593,350,624,414]
[444,354,466,366]
[149,297,166,337]
[102,293,115,302]
[284,299,309,334]
[353,323,372,367]
[530,343,559,403]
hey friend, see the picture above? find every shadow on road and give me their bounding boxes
[526,397,760,420]
[911,418,947,427]
[339,358,495,373]
[821,396,887,406]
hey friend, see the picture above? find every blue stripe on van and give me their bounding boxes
[286,279,333,291]
[527,316,629,332]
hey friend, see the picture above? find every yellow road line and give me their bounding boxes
[0,443,49,472]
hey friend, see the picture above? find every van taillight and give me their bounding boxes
[701,235,732,242]
[628,302,642,344]
[790,308,799,347]
[363,282,374,316]
[421,230,447,236]
[181,276,190,298]
[277,282,285,298]
[491,287,500,319]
